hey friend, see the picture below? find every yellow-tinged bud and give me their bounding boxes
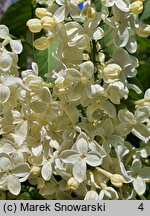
[136,24,150,38]
[33,37,49,50]
[30,166,41,176]
[35,8,52,19]
[130,1,143,14]
[82,6,96,19]
[103,63,122,81]
[41,16,56,31]
[67,177,80,190]
[110,174,125,188]
[26,19,42,33]
[24,74,43,91]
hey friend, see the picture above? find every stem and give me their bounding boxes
[92,40,97,64]
[96,167,112,178]
[135,97,150,105]
[139,195,146,200]
[125,153,133,166]
[2,39,9,46]
[89,171,96,190]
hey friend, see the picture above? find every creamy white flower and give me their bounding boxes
[86,94,116,122]
[54,24,83,66]
[65,14,104,49]
[60,133,103,182]
[64,61,94,101]
[112,48,139,77]
[55,0,80,22]
[59,95,81,123]
[0,25,23,54]
[122,159,150,196]
[118,107,150,141]
[0,154,30,195]
[101,0,130,12]
[105,81,129,104]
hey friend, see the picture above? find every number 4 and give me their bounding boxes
[138,203,144,211]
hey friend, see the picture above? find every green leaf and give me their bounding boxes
[135,36,150,92]
[35,39,60,82]
[19,30,34,70]
[95,0,102,12]
[100,24,116,60]
[137,64,150,92]
[140,0,150,21]
[128,77,144,100]
[0,0,33,37]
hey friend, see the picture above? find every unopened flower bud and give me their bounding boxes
[41,16,56,31]
[35,8,52,19]
[110,174,125,188]
[67,177,80,190]
[103,64,122,82]
[136,24,150,38]
[26,19,42,33]
[84,190,99,200]
[31,166,41,176]
[24,74,43,91]
[82,6,96,19]
[33,37,49,50]
[130,1,143,14]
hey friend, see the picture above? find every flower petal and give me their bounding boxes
[41,162,52,181]
[54,5,66,22]
[133,176,146,196]
[139,167,150,179]
[73,160,86,183]
[133,123,150,141]
[0,25,9,39]
[0,52,12,71]
[75,134,88,155]
[132,159,142,173]
[0,84,10,103]
[118,109,134,123]
[92,27,104,41]
[7,175,21,195]
[65,68,81,81]
[80,61,94,79]
[0,156,12,171]
[67,84,82,101]
[60,150,79,164]
[86,152,102,166]
[10,39,23,54]
[13,163,30,179]
[31,101,46,113]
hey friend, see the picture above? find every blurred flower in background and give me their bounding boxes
[0,0,16,18]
